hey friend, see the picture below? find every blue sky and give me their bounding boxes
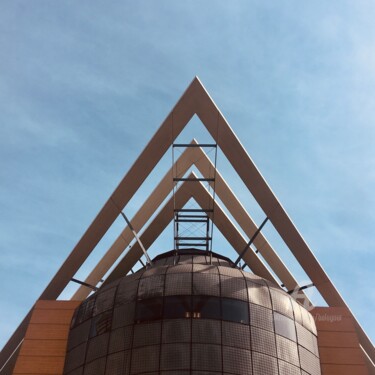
[1,1,374,349]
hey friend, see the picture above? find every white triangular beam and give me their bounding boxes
[73,143,307,302]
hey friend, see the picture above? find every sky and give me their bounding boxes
[1,1,374,350]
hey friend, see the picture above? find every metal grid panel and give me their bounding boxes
[160,343,190,371]
[220,275,247,301]
[138,275,165,299]
[64,343,86,373]
[83,358,106,375]
[86,332,109,362]
[249,303,274,332]
[246,281,272,308]
[192,344,222,372]
[193,264,219,273]
[89,311,112,337]
[75,296,96,326]
[162,319,191,343]
[165,273,192,296]
[68,320,91,351]
[192,319,221,344]
[299,346,321,375]
[276,335,300,367]
[163,372,190,375]
[270,289,294,319]
[192,255,209,265]
[312,335,319,357]
[108,326,133,353]
[152,258,167,266]
[291,299,303,325]
[93,287,116,315]
[278,360,302,375]
[274,312,297,342]
[66,367,83,375]
[167,264,193,273]
[300,307,315,334]
[241,271,267,285]
[142,265,168,277]
[131,345,160,374]
[133,321,161,347]
[112,303,135,329]
[296,323,315,354]
[252,351,278,375]
[116,280,139,305]
[192,273,220,296]
[222,321,250,349]
[218,266,243,278]
[218,260,231,268]
[210,258,221,266]
[250,326,276,357]
[105,352,126,375]
[223,346,252,375]
[178,255,193,264]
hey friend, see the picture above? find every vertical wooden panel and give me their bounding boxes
[13,300,80,375]
[311,307,371,375]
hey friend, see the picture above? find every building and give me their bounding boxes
[0,78,374,375]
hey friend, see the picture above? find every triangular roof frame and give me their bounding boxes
[0,77,373,369]
[72,144,310,305]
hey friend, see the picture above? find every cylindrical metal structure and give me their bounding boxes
[64,250,321,375]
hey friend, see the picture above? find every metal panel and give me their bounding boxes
[165,273,192,296]
[193,264,219,273]
[116,280,139,306]
[108,326,133,353]
[105,352,126,375]
[220,275,247,301]
[278,360,302,375]
[64,343,86,373]
[112,303,135,329]
[67,320,91,351]
[192,344,222,372]
[249,303,274,332]
[298,346,321,375]
[192,273,220,296]
[162,319,191,343]
[247,281,272,309]
[192,319,221,344]
[93,287,116,315]
[274,312,297,342]
[160,343,190,371]
[270,289,294,319]
[251,326,276,357]
[252,352,278,375]
[138,275,165,299]
[83,357,106,375]
[276,335,300,367]
[296,323,315,354]
[222,321,250,349]
[133,322,161,348]
[131,345,160,374]
[223,346,252,375]
[86,332,109,362]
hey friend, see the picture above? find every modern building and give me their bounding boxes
[0,78,374,375]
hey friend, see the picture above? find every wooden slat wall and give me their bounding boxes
[13,300,80,375]
[312,307,371,375]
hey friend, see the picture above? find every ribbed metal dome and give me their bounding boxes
[64,250,321,375]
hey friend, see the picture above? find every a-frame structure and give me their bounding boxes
[1,77,374,374]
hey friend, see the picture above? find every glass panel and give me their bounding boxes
[274,312,297,341]
[164,296,192,319]
[135,297,163,322]
[192,296,221,320]
[221,298,249,324]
